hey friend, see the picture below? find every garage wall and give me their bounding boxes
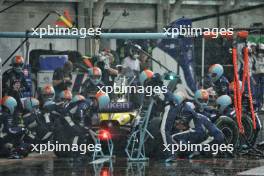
[103,3,156,30]
[170,5,264,28]
[170,5,218,28]
[229,7,264,28]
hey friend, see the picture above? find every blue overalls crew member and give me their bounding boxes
[81,67,105,99]
[193,89,217,121]
[52,61,73,100]
[208,64,229,96]
[0,96,31,159]
[160,89,224,162]
[2,56,30,111]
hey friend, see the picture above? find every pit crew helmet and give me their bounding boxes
[88,67,102,85]
[24,97,40,112]
[139,69,154,85]
[216,95,232,114]
[194,89,209,108]
[95,91,110,109]
[41,84,55,101]
[1,96,17,115]
[125,44,141,60]
[12,55,24,67]
[208,64,224,82]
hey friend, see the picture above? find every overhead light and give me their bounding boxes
[122,9,129,17]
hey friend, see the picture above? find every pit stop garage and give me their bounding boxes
[1,0,264,176]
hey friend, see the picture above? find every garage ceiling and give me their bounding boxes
[3,0,264,6]
[4,0,264,6]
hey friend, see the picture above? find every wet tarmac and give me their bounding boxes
[0,153,264,176]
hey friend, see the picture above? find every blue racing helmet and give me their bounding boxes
[1,96,17,115]
[95,91,110,109]
[88,67,102,85]
[139,69,154,85]
[41,84,55,101]
[216,95,232,114]
[208,64,224,82]
[12,55,24,69]
[24,97,40,112]
[194,89,209,108]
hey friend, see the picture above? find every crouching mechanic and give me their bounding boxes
[186,102,225,158]
[193,89,226,122]
[194,89,235,124]
[23,97,54,144]
[69,95,93,128]
[193,89,238,149]
[208,64,229,96]
[81,67,105,99]
[143,73,205,161]
[160,91,208,162]
[0,96,31,159]
[53,92,109,157]
[159,89,224,161]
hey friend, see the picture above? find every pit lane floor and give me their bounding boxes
[0,152,264,176]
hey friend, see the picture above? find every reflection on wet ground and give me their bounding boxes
[0,154,264,176]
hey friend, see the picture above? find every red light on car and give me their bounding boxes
[100,167,111,176]
[98,129,112,140]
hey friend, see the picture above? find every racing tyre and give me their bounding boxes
[145,116,167,159]
[215,116,239,146]
[240,114,259,146]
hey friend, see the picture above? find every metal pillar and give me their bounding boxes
[201,37,205,88]
[0,57,2,101]
[77,1,86,55]
[156,1,164,32]
[84,0,94,55]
